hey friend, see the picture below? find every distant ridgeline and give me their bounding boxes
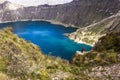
[0,0,120,28]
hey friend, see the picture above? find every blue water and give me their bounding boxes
[0,21,92,60]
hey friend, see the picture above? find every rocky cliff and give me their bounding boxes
[0,0,120,27]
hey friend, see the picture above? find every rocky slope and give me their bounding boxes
[68,12,120,46]
[0,0,120,27]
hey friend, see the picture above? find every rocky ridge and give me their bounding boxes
[0,0,120,27]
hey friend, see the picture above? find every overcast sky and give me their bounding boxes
[7,0,73,6]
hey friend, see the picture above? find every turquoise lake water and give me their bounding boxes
[0,21,92,60]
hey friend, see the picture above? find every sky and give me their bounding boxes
[7,0,73,6]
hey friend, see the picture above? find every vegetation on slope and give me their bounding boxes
[0,27,80,80]
[94,32,120,53]
[73,31,120,66]
[68,12,120,46]
[0,27,120,80]
[1,27,105,80]
[72,31,120,79]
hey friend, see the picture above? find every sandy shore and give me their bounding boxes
[64,33,94,47]
[70,38,94,47]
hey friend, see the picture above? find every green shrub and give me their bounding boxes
[106,52,117,63]
[94,32,120,53]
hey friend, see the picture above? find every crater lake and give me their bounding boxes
[0,21,92,60]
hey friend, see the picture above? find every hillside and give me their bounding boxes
[68,12,120,46]
[72,31,120,80]
[0,0,120,27]
[0,27,119,80]
[0,27,110,80]
[0,27,79,80]
[94,31,120,53]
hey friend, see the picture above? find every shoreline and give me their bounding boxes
[70,38,94,47]
[64,33,94,47]
[0,19,78,28]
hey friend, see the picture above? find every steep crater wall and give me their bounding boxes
[0,0,120,28]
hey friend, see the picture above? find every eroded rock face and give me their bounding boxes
[0,0,120,27]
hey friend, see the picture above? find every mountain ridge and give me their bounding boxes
[0,0,120,28]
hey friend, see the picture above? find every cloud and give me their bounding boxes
[7,0,73,6]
